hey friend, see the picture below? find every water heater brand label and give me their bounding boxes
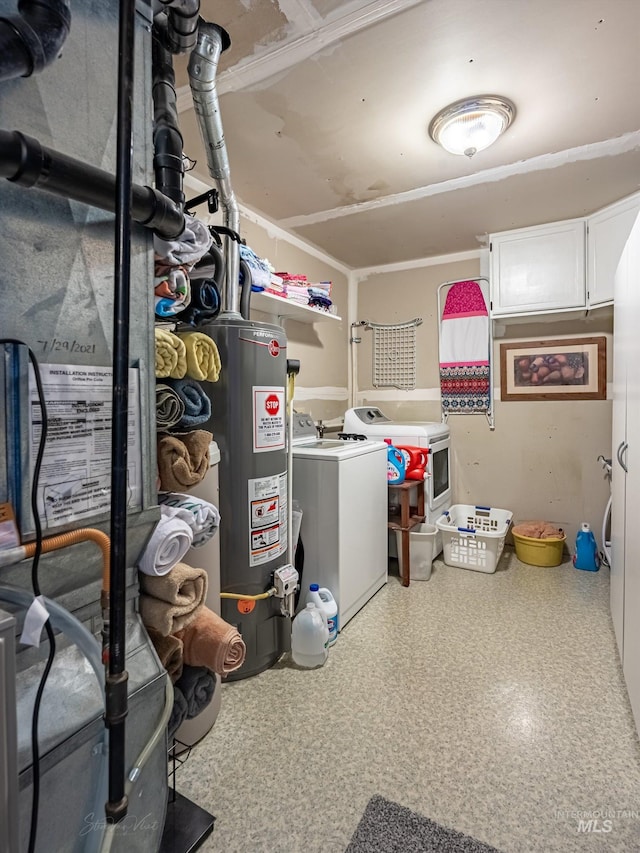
[268,339,280,357]
[253,386,285,453]
[248,471,288,566]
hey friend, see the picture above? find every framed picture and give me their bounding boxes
[499,337,606,401]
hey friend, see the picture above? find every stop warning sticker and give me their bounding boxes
[253,386,285,453]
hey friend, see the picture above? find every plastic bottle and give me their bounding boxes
[573,522,600,572]
[291,603,329,667]
[395,445,428,481]
[306,584,338,645]
[384,439,406,484]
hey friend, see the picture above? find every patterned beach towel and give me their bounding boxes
[439,280,490,414]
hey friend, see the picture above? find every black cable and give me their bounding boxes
[0,338,51,853]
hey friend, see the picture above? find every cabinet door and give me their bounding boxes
[622,212,640,730]
[587,193,640,307]
[610,228,630,657]
[490,220,585,316]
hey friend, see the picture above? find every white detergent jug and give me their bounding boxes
[291,603,329,668]
[306,584,338,645]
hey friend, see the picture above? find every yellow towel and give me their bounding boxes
[177,331,221,382]
[155,328,187,379]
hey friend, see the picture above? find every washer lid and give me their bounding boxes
[292,439,387,460]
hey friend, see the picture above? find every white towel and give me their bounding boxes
[154,214,213,269]
[138,505,194,577]
[158,492,221,548]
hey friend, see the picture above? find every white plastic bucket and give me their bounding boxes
[395,523,437,581]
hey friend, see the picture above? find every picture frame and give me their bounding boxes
[499,336,606,401]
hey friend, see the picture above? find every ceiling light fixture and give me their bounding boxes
[429,95,516,158]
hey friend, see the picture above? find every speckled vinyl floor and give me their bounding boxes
[176,550,640,853]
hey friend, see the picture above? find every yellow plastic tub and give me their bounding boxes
[512,530,566,567]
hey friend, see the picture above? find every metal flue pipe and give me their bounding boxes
[188,22,241,316]
[157,0,200,55]
[0,0,71,83]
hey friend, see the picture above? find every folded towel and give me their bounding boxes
[139,562,208,636]
[175,665,217,719]
[175,605,246,676]
[179,279,221,326]
[155,328,187,379]
[168,685,188,740]
[163,378,212,429]
[154,214,213,269]
[176,331,221,382]
[158,492,220,547]
[513,521,565,540]
[154,266,191,318]
[157,430,212,491]
[138,505,194,577]
[146,625,184,683]
[156,383,186,431]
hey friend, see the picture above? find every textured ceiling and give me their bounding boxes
[176,0,640,269]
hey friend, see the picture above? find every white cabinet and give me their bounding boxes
[587,192,640,308]
[490,219,585,317]
[611,210,640,731]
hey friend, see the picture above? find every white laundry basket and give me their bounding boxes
[395,523,437,581]
[436,505,513,573]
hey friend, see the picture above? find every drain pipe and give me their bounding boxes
[104,0,136,825]
[0,0,71,83]
[188,22,241,316]
[0,129,185,239]
[152,30,185,208]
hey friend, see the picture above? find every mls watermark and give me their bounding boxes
[555,808,640,834]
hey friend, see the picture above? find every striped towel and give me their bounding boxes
[439,280,490,414]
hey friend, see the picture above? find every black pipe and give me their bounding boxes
[0,0,71,83]
[157,0,199,54]
[104,0,135,824]
[152,29,184,207]
[239,257,252,320]
[0,129,185,239]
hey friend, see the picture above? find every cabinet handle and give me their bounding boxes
[617,440,629,473]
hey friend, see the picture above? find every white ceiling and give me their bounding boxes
[175,0,640,269]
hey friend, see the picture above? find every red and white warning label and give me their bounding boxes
[248,472,287,566]
[253,386,285,453]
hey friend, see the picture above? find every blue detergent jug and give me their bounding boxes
[384,439,405,484]
[573,522,600,572]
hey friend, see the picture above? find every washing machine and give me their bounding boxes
[291,414,388,630]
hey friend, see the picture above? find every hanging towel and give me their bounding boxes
[154,328,187,379]
[175,605,246,676]
[146,625,184,683]
[155,383,186,431]
[137,504,194,577]
[158,492,220,547]
[139,562,208,636]
[176,331,221,382]
[175,665,217,719]
[439,280,490,414]
[162,378,212,430]
[168,685,188,740]
[157,429,212,491]
[154,214,213,269]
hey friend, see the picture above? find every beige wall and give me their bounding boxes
[357,260,613,547]
[240,216,350,423]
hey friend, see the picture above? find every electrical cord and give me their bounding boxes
[0,338,51,853]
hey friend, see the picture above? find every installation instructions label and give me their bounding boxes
[28,363,142,528]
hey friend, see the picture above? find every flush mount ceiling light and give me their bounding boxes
[429,95,516,158]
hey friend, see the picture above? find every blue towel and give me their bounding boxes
[175,665,217,719]
[179,278,221,326]
[164,378,212,429]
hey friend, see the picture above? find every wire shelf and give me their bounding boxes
[366,318,422,390]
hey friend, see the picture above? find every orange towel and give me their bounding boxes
[175,606,246,676]
[513,521,564,540]
[146,626,184,683]
[139,562,208,636]
[157,429,212,491]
